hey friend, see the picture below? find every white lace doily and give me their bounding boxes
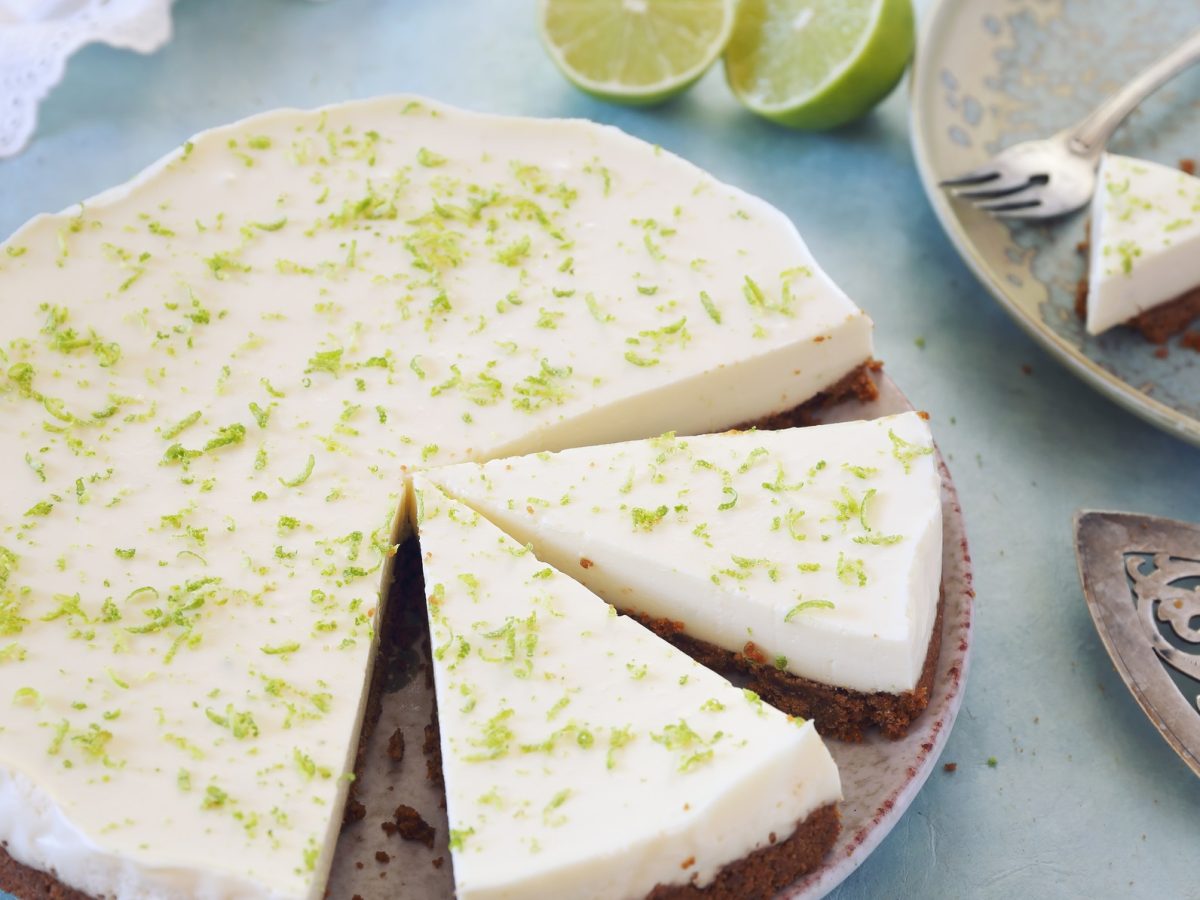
[0,0,176,159]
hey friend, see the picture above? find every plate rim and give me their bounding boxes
[782,373,975,900]
[908,0,1200,449]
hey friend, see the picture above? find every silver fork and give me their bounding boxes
[941,29,1200,219]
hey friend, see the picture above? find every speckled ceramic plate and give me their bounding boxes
[911,0,1200,446]
[329,373,976,900]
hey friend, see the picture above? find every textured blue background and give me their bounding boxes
[2,1,1198,897]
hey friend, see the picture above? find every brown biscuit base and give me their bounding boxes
[628,588,944,743]
[0,847,92,900]
[647,804,840,900]
[736,361,881,431]
[1126,288,1200,344]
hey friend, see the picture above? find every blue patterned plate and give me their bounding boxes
[911,0,1200,446]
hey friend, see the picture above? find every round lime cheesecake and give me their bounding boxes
[0,96,938,900]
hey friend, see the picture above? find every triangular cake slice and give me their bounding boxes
[1086,153,1200,337]
[412,477,841,899]
[426,412,942,741]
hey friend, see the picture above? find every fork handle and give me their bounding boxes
[1068,28,1200,157]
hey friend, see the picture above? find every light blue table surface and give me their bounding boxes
[3,2,1198,898]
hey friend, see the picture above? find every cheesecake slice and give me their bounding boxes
[412,477,841,899]
[426,412,943,741]
[1085,153,1200,338]
[0,96,874,898]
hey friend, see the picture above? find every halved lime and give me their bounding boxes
[538,0,738,106]
[724,0,915,130]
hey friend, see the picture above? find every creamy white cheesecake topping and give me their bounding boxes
[413,478,841,900]
[0,96,872,897]
[1087,153,1200,335]
[428,412,942,695]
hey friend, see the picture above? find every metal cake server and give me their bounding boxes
[1075,510,1200,777]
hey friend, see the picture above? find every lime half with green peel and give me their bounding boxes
[538,0,738,106]
[724,0,915,130]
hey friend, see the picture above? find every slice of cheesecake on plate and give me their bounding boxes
[1085,153,1200,339]
[425,411,943,741]
[411,477,841,900]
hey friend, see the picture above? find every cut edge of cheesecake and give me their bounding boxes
[628,590,945,743]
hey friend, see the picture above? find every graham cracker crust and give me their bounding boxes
[629,589,944,743]
[647,804,840,900]
[0,848,92,900]
[1126,288,1200,344]
[736,360,881,431]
